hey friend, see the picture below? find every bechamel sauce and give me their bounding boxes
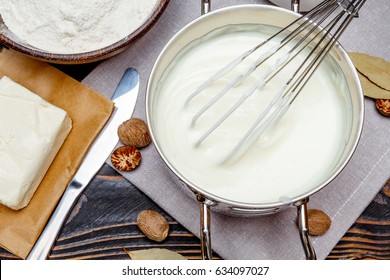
[153,25,351,204]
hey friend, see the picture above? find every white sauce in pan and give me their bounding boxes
[153,25,351,204]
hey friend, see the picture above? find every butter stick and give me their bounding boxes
[0,76,72,210]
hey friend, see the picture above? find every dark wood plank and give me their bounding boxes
[47,164,208,260]
[1,165,389,260]
[327,179,390,260]
[51,62,100,82]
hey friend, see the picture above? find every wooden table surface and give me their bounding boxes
[0,62,389,261]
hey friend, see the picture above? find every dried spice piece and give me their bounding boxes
[375,99,390,117]
[356,72,390,100]
[111,146,141,171]
[307,209,331,236]
[349,52,390,91]
[124,248,187,260]
[137,210,169,242]
[118,118,151,148]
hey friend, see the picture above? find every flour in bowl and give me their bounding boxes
[0,0,159,53]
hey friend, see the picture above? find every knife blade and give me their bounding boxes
[27,68,139,260]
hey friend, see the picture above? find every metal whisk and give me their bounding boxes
[185,0,366,163]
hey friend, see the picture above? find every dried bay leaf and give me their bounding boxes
[357,71,390,100]
[124,248,187,260]
[349,52,390,91]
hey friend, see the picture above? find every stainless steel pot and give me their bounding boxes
[146,1,364,260]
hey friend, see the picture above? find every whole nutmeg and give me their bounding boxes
[376,99,390,117]
[111,146,141,171]
[307,209,331,236]
[137,210,169,242]
[118,118,151,148]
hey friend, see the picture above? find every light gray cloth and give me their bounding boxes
[83,0,390,260]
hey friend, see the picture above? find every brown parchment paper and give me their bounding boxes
[0,49,114,259]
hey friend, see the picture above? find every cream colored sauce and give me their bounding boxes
[154,25,351,204]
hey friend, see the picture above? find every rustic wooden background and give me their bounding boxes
[1,163,389,260]
[1,63,389,260]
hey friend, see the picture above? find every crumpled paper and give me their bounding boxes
[0,49,114,259]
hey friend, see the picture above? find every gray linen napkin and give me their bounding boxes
[83,0,390,259]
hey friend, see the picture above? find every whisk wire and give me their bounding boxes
[223,6,359,162]
[185,0,336,110]
[191,3,336,136]
[189,0,366,163]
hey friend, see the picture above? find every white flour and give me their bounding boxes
[0,0,159,53]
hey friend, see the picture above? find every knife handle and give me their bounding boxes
[26,181,80,260]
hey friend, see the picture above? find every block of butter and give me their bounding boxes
[0,76,72,210]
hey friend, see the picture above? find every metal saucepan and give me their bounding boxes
[146,1,364,259]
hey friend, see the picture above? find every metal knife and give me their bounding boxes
[27,68,139,260]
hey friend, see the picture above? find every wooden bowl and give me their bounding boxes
[0,0,170,64]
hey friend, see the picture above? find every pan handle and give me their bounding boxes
[201,0,211,15]
[197,194,214,260]
[296,199,317,260]
[202,0,301,15]
[291,0,301,13]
